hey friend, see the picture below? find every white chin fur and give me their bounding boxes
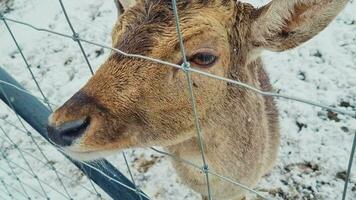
[62,149,119,161]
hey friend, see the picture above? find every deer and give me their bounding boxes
[47,0,349,199]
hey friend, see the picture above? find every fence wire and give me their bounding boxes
[171,0,212,199]
[0,0,355,200]
[56,0,144,199]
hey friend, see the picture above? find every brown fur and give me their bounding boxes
[49,0,349,199]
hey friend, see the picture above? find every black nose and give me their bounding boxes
[47,118,90,146]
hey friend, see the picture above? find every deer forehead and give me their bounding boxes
[112,0,236,55]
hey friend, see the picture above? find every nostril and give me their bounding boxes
[59,117,90,140]
[47,117,90,147]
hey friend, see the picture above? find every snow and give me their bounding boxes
[0,0,355,199]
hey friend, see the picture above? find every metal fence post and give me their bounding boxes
[0,66,149,200]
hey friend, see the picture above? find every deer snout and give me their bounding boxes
[47,117,90,146]
[47,90,101,147]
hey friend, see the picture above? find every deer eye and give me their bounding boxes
[189,52,218,68]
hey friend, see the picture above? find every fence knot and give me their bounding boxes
[72,33,80,42]
[202,165,209,173]
[135,187,141,194]
[181,62,191,72]
[43,97,49,104]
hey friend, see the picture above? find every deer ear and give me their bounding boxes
[250,0,349,52]
[114,0,137,15]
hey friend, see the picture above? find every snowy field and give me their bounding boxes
[0,0,355,199]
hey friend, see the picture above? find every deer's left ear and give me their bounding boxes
[250,0,349,52]
[114,0,137,15]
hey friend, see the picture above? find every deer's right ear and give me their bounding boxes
[115,0,137,15]
[250,0,348,52]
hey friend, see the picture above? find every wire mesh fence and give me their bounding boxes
[0,0,355,200]
[0,97,105,199]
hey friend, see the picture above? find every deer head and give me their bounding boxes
[47,0,348,160]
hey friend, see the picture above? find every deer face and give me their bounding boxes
[47,0,348,160]
[48,0,236,160]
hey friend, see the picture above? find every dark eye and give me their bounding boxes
[189,52,218,67]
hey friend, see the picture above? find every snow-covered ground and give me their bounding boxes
[0,0,355,199]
